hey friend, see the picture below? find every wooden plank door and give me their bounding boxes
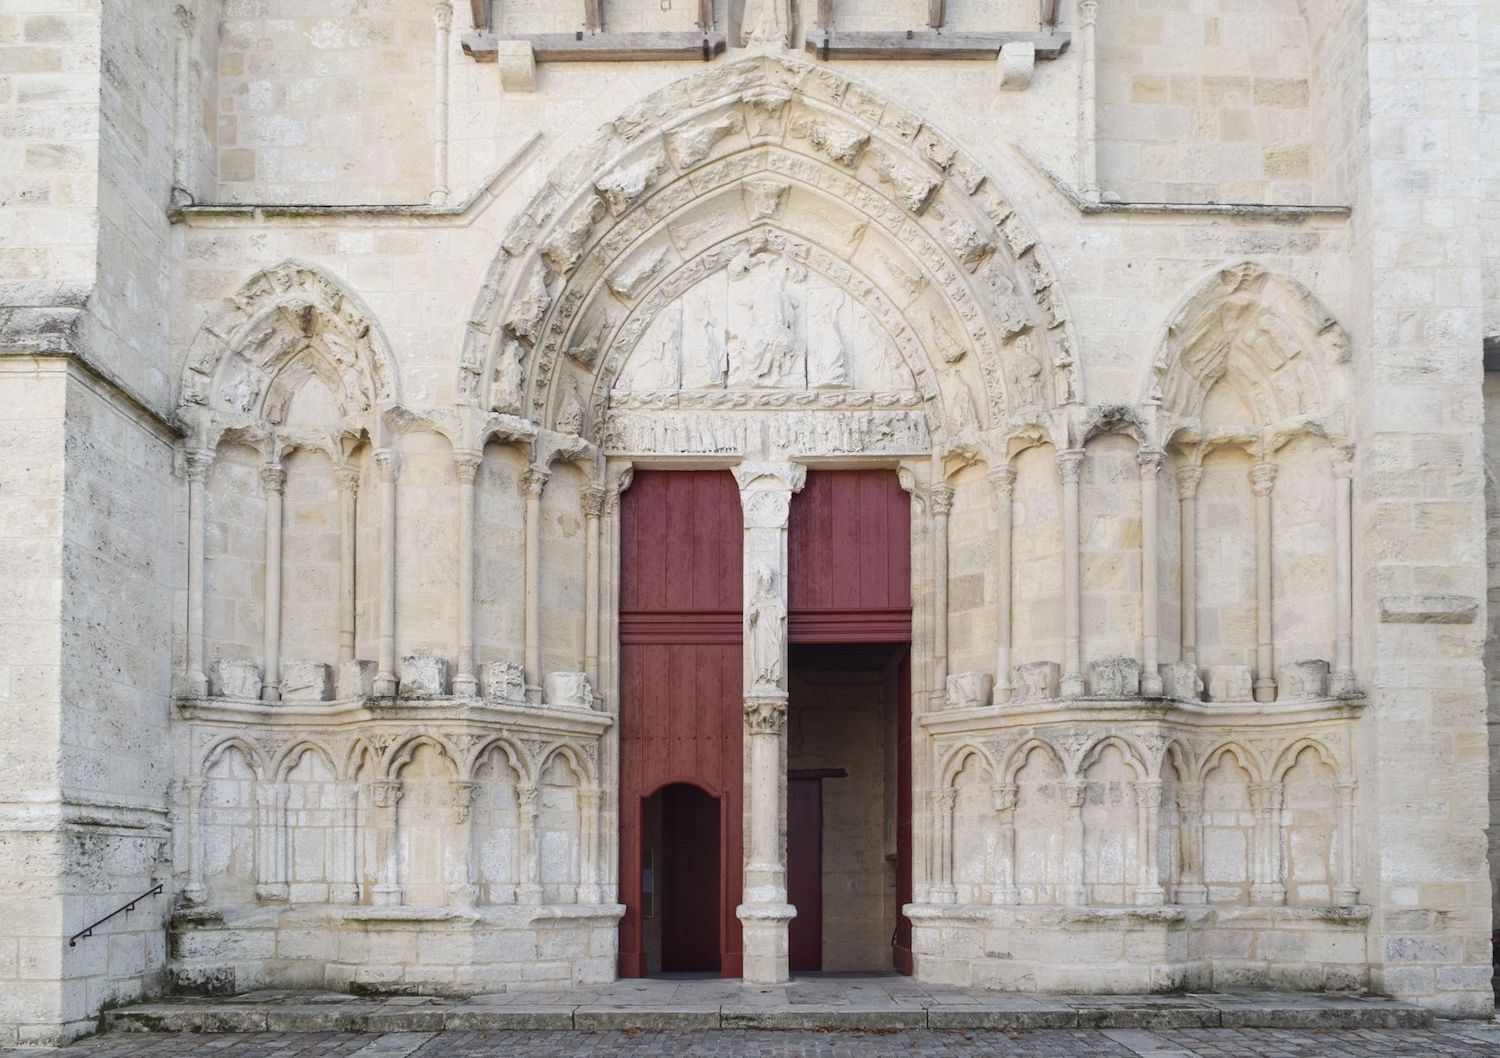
[786,776,823,972]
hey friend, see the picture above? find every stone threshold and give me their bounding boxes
[104,979,1432,1034]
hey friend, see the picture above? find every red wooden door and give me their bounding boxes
[893,652,913,974]
[786,777,823,972]
[618,471,743,978]
[660,784,722,973]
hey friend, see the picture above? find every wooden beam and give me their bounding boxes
[584,0,603,32]
[805,28,1070,61]
[462,29,728,62]
[928,0,945,29]
[469,0,490,32]
[698,0,713,29]
[816,0,833,30]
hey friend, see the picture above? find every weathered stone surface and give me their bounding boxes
[213,659,262,700]
[544,671,594,709]
[483,661,526,703]
[1157,661,1201,701]
[1205,666,1253,703]
[280,660,332,702]
[944,671,993,710]
[337,660,377,700]
[400,655,450,698]
[1277,659,1329,700]
[1089,657,1139,697]
[1012,662,1059,700]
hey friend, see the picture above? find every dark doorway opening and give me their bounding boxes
[643,783,723,975]
[787,642,910,973]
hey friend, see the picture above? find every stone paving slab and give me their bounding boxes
[100,976,1437,1034]
[9,1025,1500,1058]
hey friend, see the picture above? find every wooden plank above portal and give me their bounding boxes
[804,29,1070,61]
[462,29,727,63]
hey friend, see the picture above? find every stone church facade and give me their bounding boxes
[0,0,1494,1046]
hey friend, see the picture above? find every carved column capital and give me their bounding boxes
[334,465,360,495]
[992,782,1019,813]
[1056,448,1085,483]
[1249,781,1283,813]
[374,449,402,483]
[1332,445,1355,480]
[1137,448,1165,478]
[582,484,607,519]
[1174,464,1203,499]
[1176,782,1204,815]
[733,461,807,527]
[521,464,550,497]
[743,694,787,736]
[432,0,454,29]
[1078,0,1099,26]
[185,448,214,484]
[1132,779,1164,808]
[1335,779,1358,806]
[516,781,539,811]
[936,788,959,812]
[453,450,483,484]
[1249,461,1279,496]
[987,464,1017,495]
[371,780,403,809]
[928,482,956,514]
[173,2,196,32]
[259,464,286,494]
[1062,779,1087,808]
[451,780,477,823]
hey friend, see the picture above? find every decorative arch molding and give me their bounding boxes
[460,55,1083,457]
[179,259,401,453]
[1143,260,1352,448]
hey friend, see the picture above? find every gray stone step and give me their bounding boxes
[103,987,1435,1034]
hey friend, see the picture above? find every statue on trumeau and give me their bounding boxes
[748,565,786,688]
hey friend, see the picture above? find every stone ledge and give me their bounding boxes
[102,983,1434,1034]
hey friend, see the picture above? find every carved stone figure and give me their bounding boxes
[1277,659,1330,700]
[747,566,786,689]
[1157,660,1202,701]
[741,0,791,46]
[1013,661,1059,700]
[1090,656,1140,697]
[945,672,994,710]
[492,339,525,413]
[1206,665,1253,702]
[483,661,525,703]
[400,654,450,698]
[806,286,850,388]
[212,657,261,700]
[545,671,595,709]
[729,251,805,388]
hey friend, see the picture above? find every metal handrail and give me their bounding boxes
[68,884,163,947]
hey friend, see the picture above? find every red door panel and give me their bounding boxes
[619,471,743,978]
[787,777,823,972]
[660,784,723,973]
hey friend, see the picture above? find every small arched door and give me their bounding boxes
[644,783,723,974]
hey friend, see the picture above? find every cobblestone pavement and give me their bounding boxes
[8,1025,1500,1058]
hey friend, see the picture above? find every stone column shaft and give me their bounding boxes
[583,484,606,686]
[577,786,601,904]
[374,451,401,696]
[990,784,1020,904]
[732,460,806,986]
[1174,783,1206,904]
[1139,450,1164,695]
[183,779,206,905]
[1176,466,1202,664]
[1250,781,1286,905]
[517,780,544,903]
[371,780,403,905]
[1058,450,1085,696]
[431,0,453,204]
[931,789,958,903]
[454,452,482,696]
[1077,0,1100,199]
[1133,780,1165,905]
[254,782,289,902]
[335,466,359,667]
[990,466,1016,703]
[1061,779,1087,905]
[184,450,212,697]
[1332,448,1355,694]
[331,786,360,904]
[522,464,549,703]
[930,481,955,700]
[260,464,286,701]
[1251,462,1278,702]
[1335,780,1359,905]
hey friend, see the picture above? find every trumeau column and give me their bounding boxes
[183,449,213,697]
[1175,465,1202,665]
[335,465,359,668]
[1250,461,1278,702]
[453,451,482,697]
[1138,450,1164,696]
[989,465,1016,704]
[929,480,955,703]
[374,450,401,697]
[1058,449,1085,696]
[582,481,606,687]
[1331,446,1356,695]
[732,460,805,986]
[522,463,550,704]
[260,463,286,702]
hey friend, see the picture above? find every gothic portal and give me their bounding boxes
[0,0,1494,1046]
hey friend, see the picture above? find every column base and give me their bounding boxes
[453,674,478,697]
[176,671,209,698]
[737,902,796,984]
[255,883,288,903]
[1333,885,1360,905]
[1061,677,1085,697]
[1059,885,1088,906]
[1329,671,1357,697]
[329,884,360,905]
[928,886,958,905]
[518,884,545,903]
[1140,671,1163,697]
[373,673,398,697]
[1173,883,1207,904]
[181,883,207,906]
[1133,885,1166,905]
[372,884,403,906]
[1250,883,1286,906]
[1253,678,1277,703]
[986,885,1021,905]
[260,685,281,703]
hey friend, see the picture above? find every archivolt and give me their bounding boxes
[460,56,1082,446]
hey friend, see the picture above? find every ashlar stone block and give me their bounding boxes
[212,658,261,700]
[544,671,594,709]
[1276,659,1329,700]
[945,671,993,710]
[1089,656,1140,697]
[1206,665,1253,703]
[1012,661,1059,700]
[338,659,377,700]
[279,660,332,702]
[1158,661,1202,701]
[997,41,1035,91]
[400,655,450,698]
[483,661,526,703]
